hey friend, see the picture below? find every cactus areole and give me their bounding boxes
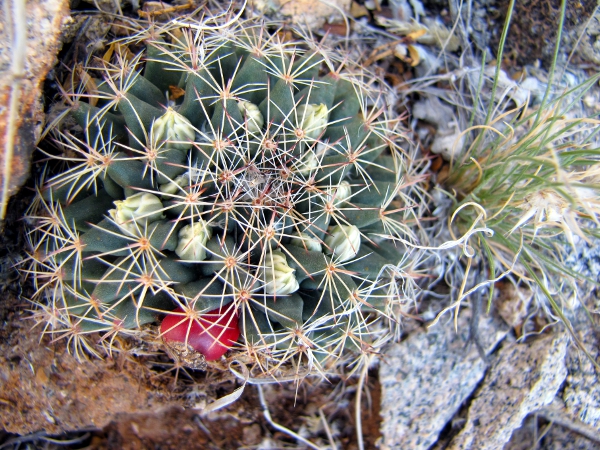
[25,17,418,372]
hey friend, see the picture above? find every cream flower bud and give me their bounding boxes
[327,181,352,205]
[324,224,361,262]
[297,104,329,139]
[238,101,264,134]
[151,107,195,150]
[315,140,330,157]
[294,150,318,174]
[175,220,212,261]
[109,193,165,232]
[262,250,299,295]
[289,232,323,252]
[159,173,188,197]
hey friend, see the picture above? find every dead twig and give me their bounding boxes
[538,405,600,444]
[257,385,323,450]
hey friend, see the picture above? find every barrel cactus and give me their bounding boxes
[26,17,420,374]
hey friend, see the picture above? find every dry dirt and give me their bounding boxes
[0,307,381,448]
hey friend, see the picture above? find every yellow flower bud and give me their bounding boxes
[109,193,165,233]
[151,107,195,150]
[327,180,352,205]
[294,150,319,175]
[159,173,188,197]
[175,220,212,261]
[324,224,361,262]
[238,101,264,134]
[262,250,299,295]
[297,103,329,140]
[289,232,323,252]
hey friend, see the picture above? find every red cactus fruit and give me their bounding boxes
[160,306,239,360]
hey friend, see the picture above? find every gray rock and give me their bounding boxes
[379,310,508,449]
[562,307,600,430]
[447,333,568,450]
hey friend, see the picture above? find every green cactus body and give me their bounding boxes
[26,18,419,374]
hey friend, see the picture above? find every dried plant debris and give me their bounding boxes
[504,406,600,450]
[570,8,600,66]
[376,15,460,52]
[494,281,533,329]
[412,95,464,160]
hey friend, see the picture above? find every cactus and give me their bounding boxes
[25,18,421,375]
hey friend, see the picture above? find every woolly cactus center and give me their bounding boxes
[220,199,234,211]
[42,211,60,226]
[185,308,201,321]
[280,167,292,180]
[251,197,264,207]
[212,139,228,152]
[219,170,234,184]
[351,290,364,304]
[54,266,66,282]
[85,154,96,167]
[219,86,235,100]
[263,225,276,240]
[347,151,359,164]
[293,328,313,347]
[100,154,114,167]
[304,179,318,192]
[326,263,338,275]
[279,197,293,210]
[145,148,159,162]
[72,237,85,252]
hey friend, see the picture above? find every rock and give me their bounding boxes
[0,0,70,221]
[562,309,600,430]
[412,96,464,160]
[249,0,351,29]
[447,333,568,450]
[378,309,509,449]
